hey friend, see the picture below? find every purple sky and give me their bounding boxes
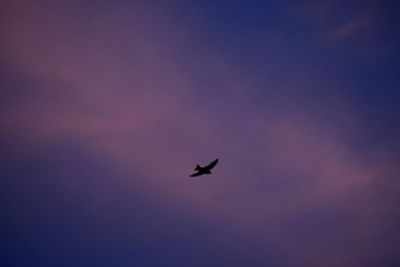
[1,1,400,266]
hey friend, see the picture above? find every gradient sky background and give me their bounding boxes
[1,1,400,266]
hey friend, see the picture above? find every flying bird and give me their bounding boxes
[190,158,219,177]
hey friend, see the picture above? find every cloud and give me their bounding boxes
[1,1,399,265]
[329,15,372,42]
[292,0,393,58]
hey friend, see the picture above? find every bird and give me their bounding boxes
[190,158,219,177]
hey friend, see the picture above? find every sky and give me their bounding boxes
[1,1,400,266]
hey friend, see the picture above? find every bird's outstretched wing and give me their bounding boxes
[190,172,202,177]
[204,158,219,170]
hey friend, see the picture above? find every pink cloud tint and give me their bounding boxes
[293,0,393,59]
[1,1,398,265]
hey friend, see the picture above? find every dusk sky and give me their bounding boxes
[1,1,400,266]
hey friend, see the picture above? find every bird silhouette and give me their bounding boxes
[190,158,219,177]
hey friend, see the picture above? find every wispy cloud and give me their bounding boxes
[293,0,393,58]
[329,15,372,42]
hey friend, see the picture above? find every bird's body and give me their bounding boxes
[190,159,219,177]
